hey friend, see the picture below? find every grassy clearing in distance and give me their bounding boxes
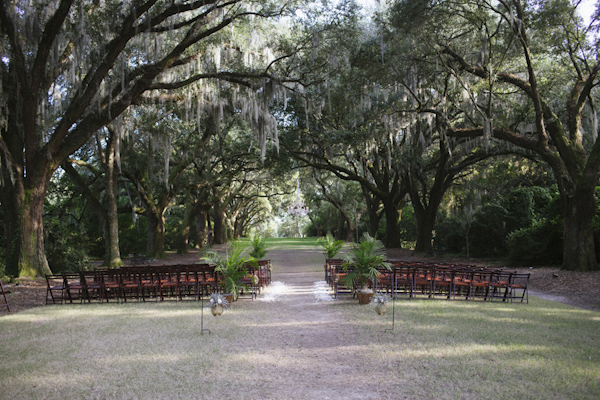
[227,237,324,250]
[219,236,348,252]
[264,237,323,249]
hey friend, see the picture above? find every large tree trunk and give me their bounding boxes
[561,186,597,271]
[178,192,194,253]
[4,179,52,277]
[1,179,22,277]
[414,210,436,254]
[195,203,209,248]
[336,215,345,241]
[19,191,52,276]
[62,157,122,267]
[345,218,355,243]
[337,209,355,243]
[104,134,123,266]
[362,188,381,237]
[383,199,403,248]
[213,204,225,245]
[146,211,166,258]
[412,186,445,254]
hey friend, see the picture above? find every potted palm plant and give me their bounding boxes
[318,232,345,259]
[318,233,345,282]
[202,240,257,302]
[248,233,268,260]
[342,233,390,304]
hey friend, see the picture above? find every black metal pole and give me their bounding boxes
[385,267,396,333]
[200,292,211,335]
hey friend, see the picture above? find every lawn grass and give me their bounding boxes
[0,238,598,399]
[337,296,600,399]
[264,237,326,249]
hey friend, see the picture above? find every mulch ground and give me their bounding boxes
[2,248,599,316]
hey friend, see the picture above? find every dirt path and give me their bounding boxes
[242,247,381,399]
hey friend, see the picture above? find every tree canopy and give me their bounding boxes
[2,0,600,277]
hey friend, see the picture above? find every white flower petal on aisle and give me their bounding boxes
[259,281,288,302]
[313,281,335,302]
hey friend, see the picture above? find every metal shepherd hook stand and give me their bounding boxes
[200,293,211,335]
[385,273,396,333]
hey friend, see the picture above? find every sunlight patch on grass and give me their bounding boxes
[240,320,335,329]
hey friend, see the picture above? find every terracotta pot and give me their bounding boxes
[211,304,224,316]
[224,293,235,304]
[375,303,386,315]
[357,291,374,304]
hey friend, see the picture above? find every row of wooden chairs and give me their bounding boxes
[384,262,530,303]
[325,259,530,303]
[325,259,355,299]
[46,260,272,305]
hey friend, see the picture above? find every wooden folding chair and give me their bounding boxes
[431,267,453,300]
[63,273,85,303]
[489,271,512,302]
[391,264,414,298]
[197,264,219,297]
[0,280,11,312]
[374,266,393,294]
[80,271,104,303]
[100,268,121,302]
[45,274,66,305]
[325,259,343,286]
[257,260,271,288]
[470,270,493,301]
[119,269,141,302]
[179,267,200,300]
[451,269,473,300]
[413,265,435,298]
[239,264,259,300]
[509,273,530,303]
[157,268,180,300]
[333,264,353,298]
[139,269,160,301]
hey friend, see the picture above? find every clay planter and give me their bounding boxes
[211,304,224,316]
[224,293,235,304]
[357,291,374,304]
[375,303,386,315]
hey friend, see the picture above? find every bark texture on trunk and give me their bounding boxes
[561,187,597,271]
[146,211,166,258]
[383,200,403,248]
[213,204,225,245]
[195,204,209,248]
[104,133,122,266]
